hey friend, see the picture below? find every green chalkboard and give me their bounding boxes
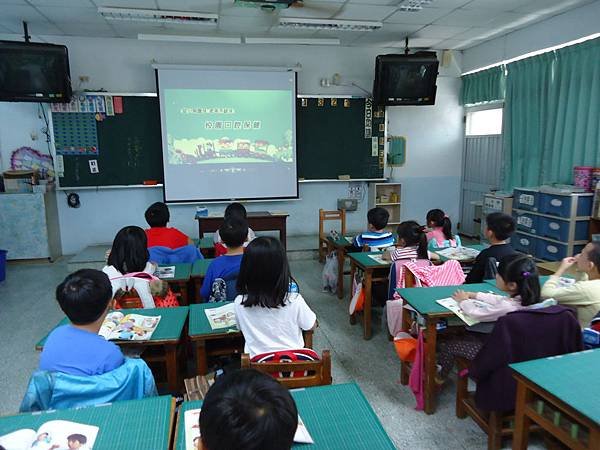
[296,97,385,180]
[54,95,163,187]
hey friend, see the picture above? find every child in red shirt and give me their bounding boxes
[144,202,192,249]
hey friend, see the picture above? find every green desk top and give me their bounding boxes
[36,307,189,348]
[347,252,391,269]
[397,283,503,316]
[193,237,214,249]
[175,383,395,450]
[159,263,191,282]
[327,235,355,247]
[434,244,486,262]
[191,258,214,278]
[188,302,239,337]
[0,396,174,450]
[510,349,600,424]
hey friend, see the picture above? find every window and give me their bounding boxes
[466,107,503,136]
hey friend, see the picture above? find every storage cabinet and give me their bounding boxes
[368,182,401,231]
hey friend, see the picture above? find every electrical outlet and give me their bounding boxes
[348,182,363,199]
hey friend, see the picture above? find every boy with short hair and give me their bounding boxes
[353,207,395,250]
[39,269,124,376]
[144,201,193,249]
[200,217,248,301]
[465,212,517,284]
[541,242,600,328]
[198,369,298,450]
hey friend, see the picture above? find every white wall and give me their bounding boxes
[462,0,600,72]
[0,35,464,255]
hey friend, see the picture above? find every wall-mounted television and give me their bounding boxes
[0,41,72,103]
[373,52,439,106]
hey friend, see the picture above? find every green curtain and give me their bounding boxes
[460,65,506,105]
[503,37,600,189]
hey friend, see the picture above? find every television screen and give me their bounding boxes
[0,41,72,103]
[373,53,439,106]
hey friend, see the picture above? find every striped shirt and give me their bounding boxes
[391,245,419,261]
[354,231,395,250]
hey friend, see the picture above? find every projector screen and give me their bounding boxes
[156,66,298,202]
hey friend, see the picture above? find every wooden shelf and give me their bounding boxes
[513,208,591,222]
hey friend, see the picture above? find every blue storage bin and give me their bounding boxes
[513,211,538,234]
[538,193,593,218]
[512,233,536,255]
[536,240,585,262]
[537,217,589,242]
[513,188,539,212]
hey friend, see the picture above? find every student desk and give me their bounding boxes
[196,211,289,248]
[0,396,175,450]
[432,243,486,264]
[326,235,354,299]
[396,283,503,415]
[347,252,391,340]
[193,237,215,258]
[36,307,189,392]
[174,383,395,450]
[190,258,214,303]
[511,349,600,450]
[158,263,191,306]
[188,302,314,375]
[537,260,579,277]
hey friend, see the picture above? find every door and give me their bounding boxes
[459,106,504,237]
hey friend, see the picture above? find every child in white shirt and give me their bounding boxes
[234,237,316,358]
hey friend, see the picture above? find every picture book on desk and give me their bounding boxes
[183,409,313,450]
[435,247,480,261]
[98,311,161,341]
[0,420,98,450]
[436,298,480,327]
[205,303,237,330]
[155,266,175,279]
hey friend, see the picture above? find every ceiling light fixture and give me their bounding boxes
[138,34,241,44]
[278,17,382,32]
[99,7,218,25]
[245,37,340,45]
[397,0,434,12]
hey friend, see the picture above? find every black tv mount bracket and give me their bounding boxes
[23,21,31,43]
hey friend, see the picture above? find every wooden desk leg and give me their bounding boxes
[349,261,357,325]
[195,340,208,375]
[176,281,189,306]
[424,318,438,414]
[512,381,533,450]
[280,220,287,250]
[400,298,411,385]
[165,343,179,392]
[336,248,345,300]
[363,269,373,340]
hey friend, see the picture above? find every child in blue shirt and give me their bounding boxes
[39,269,124,376]
[201,217,248,301]
[353,207,395,250]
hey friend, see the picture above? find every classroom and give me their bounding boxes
[0,0,599,449]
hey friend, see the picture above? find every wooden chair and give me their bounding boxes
[114,289,144,309]
[318,209,347,262]
[241,350,332,388]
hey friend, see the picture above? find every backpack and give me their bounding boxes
[209,271,239,302]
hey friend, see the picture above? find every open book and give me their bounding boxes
[0,420,98,450]
[435,246,480,261]
[98,311,161,341]
[183,409,313,450]
[436,297,480,327]
[205,303,237,330]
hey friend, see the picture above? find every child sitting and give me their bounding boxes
[437,255,553,380]
[39,269,124,375]
[383,221,430,262]
[352,207,395,251]
[144,202,192,249]
[214,203,256,257]
[198,369,298,450]
[234,237,316,358]
[541,242,600,328]
[426,209,462,250]
[465,212,517,284]
[201,218,248,301]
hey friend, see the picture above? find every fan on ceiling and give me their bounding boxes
[234,0,338,13]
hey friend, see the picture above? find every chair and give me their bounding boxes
[318,209,347,262]
[114,288,144,309]
[455,305,582,450]
[241,350,332,388]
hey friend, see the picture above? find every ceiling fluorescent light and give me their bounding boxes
[397,0,434,12]
[99,7,218,25]
[138,34,241,44]
[245,37,340,45]
[278,18,382,32]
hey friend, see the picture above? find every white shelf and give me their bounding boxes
[376,202,401,206]
[516,230,588,246]
[513,208,591,221]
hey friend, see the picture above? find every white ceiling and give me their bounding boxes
[0,0,596,49]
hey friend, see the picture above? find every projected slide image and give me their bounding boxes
[164,89,294,165]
